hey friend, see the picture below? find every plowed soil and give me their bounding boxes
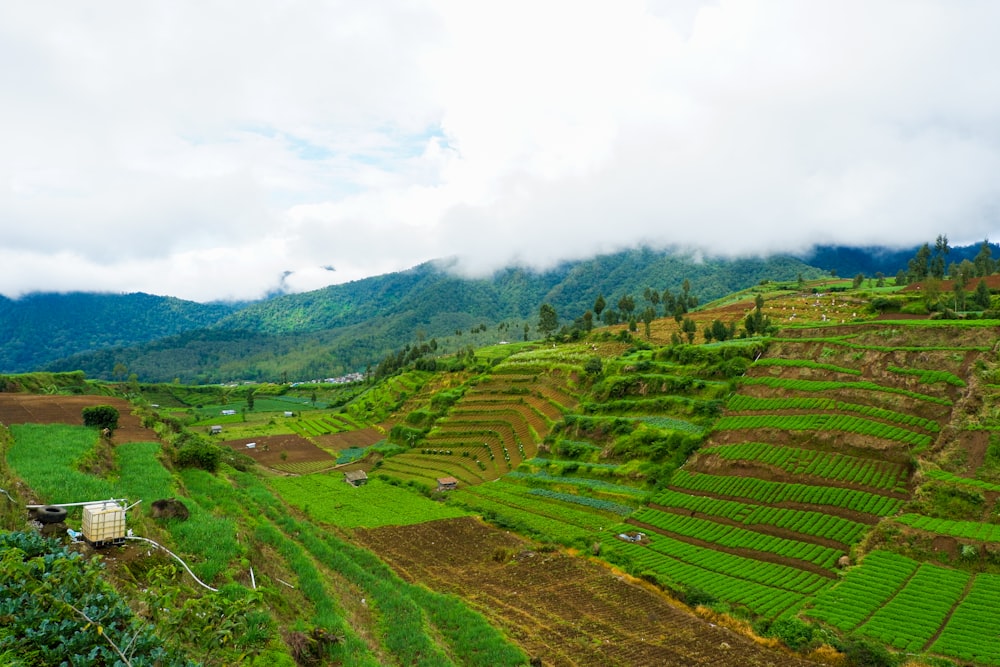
[221,434,335,468]
[355,516,820,667]
[0,394,154,443]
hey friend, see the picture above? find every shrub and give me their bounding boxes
[843,636,897,667]
[81,404,119,432]
[175,436,222,472]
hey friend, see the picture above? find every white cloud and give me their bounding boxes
[2,1,1000,301]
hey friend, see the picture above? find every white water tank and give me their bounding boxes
[82,501,126,546]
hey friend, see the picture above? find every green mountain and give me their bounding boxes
[27,249,826,383]
[0,292,236,373]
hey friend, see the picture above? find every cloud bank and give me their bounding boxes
[2,1,999,301]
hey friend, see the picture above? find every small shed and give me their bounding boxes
[344,470,368,487]
[436,476,459,492]
[210,425,222,435]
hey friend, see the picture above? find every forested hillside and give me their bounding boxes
[40,249,826,382]
[0,293,235,373]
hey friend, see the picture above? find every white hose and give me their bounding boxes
[123,536,218,592]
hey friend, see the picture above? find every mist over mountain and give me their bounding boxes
[0,243,953,383]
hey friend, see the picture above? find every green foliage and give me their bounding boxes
[843,636,898,667]
[754,618,816,653]
[0,531,194,666]
[81,404,120,432]
[174,434,222,472]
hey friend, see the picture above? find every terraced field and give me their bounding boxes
[595,320,1000,665]
[377,369,579,487]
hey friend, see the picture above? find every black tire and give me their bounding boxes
[37,505,67,524]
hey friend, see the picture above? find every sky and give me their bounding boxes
[2,1,1000,303]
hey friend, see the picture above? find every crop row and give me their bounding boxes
[856,563,970,652]
[739,376,952,406]
[670,469,903,516]
[631,508,843,569]
[527,488,635,516]
[805,550,920,631]
[272,460,337,474]
[607,537,806,618]
[887,366,966,387]
[924,468,1000,492]
[447,490,595,546]
[932,572,1000,663]
[505,471,649,498]
[702,441,909,492]
[713,414,933,448]
[638,530,832,595]
[467,482,623,528]
[895,514,1000,542]
[726,395,940,432]
[651,489,868,545]
[753,358,862,375]
[628,416,704,433]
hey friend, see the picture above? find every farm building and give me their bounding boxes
[436,476,459,492]
[344,470,368,487]
[209,425,222,435]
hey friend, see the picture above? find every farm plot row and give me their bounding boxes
[726,395,940,433]
[752,358,862,376]
[605,536,810,619]
[895,513,1000,542]
[505,471,649,500]
[702,441,909,493]
[804,550,1000,663]
[271,459,338,474]
[459,480,624,531]
[887,366,966,387]
[631,507,844,570]
[619,528,831,595]
[650,489,868,545]
[713,414,932,449]
[423,423,524,471]
[671,469,902,516]
[740,376,952,406]
[932,572,1000,664]
[393,453,491,483]
[805,550,919,631]
[856,564,969,652]
[447,489,597,545]
[447,404,547,441]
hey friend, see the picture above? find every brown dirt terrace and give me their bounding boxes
[0,394,154,443]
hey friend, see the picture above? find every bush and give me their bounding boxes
[175,436,222,472]
[81,404,120,432]
[842,636,897,667]
[755,618,815,652]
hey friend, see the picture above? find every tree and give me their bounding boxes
[617,294,635,317]
[875,272,885,287]
[852,273,865,289]
[246,387,256,412]
[681,317,697,344]
[974,239,995,277]
[641,307,656,339]
[953,281,966,311]
[82,405,119,434]
[908,243,931,281]
[974,279,992,310]
[744,294,773,336]
[538,303,558,338]
[660,289,676,317]
[593,294,606,320]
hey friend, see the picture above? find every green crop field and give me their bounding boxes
[269,475,470,528]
